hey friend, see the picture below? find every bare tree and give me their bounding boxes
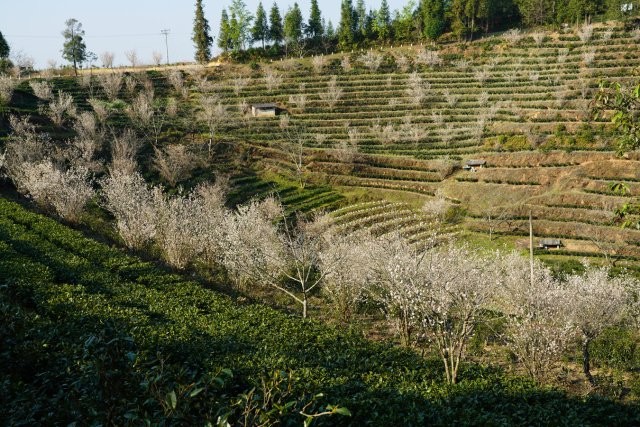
[125,49,139,68]
[566,266,628,385]
[496,253,574,384]
[319,230,373,323]
[319,76,342,110]
[279,126,308,188]
[152,51,163,66]
[100,51,115,68]
[442,88,459,107]
[531,32,545,46]
[198,95,227,154]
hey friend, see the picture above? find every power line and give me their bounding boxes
[6,33,186,39]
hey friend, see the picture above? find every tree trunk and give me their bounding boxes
[582,335,595,386]
[302,298,308,319]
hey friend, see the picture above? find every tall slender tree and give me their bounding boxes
[420,0,446,40]
[0,31,9,59]
[269,2,284,46]
[338,0,357,49]
[61,19,87,77]
[192,0,213,64]
[218,9,232,52]
[284,3,304,47]
[252,2,269,48]
[228,0,253,51]
[374,0,392,42]
[306,0,324,40]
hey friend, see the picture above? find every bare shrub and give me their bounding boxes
[577,24,593,43]
[100,51,114,68]
[319,76,342,110]
[0,75,17,106]
[406,71,430,106]
[312,55,326,74]
[474,67,489,85]
[3,116,51,189]
[396,55,410,72]
[264,70,282,92]
[442,88,459,107]
[557,48,569,64]
[123,75,137,96]
[528,71,540,82]
[503,28,522,44]
[531,32,545,46]
[601,28,613,42]
[153,144,197,187]
[98,72,123,101]
[232,76,248,95]
[582,48,596,65]
[110,129,141,175]
[633,27,640,41]
[453,59,470,70]
[431,111,444,126]
[29,80,53,101]
[47,90,76,127]
[101,170,157,249]
[279,114,290,129]
[360,51,383,72]
[21,160,94,222]
[416,49,442,67]
[167,70,189,98]
[340,56,351,72]
[88,98,110,124]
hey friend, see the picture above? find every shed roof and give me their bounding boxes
[466,159,486,166]
[539,238,562,246]
[251,103,278,109]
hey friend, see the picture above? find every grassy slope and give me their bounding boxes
[1,195,639,425]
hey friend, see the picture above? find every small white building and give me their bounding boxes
[463,159,486,172]
[251,103,277,117]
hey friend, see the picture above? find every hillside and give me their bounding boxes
[205,22,640,268]
[1,195,639,425]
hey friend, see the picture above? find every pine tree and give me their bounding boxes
[420,0,445,40]
[306,0,324,40]
[356,0,367,36]
[252,2,269,48]
[0,31,9,59]
[374,0,392,42]
[338,0,357,49]
[61,19,87,77]
[192,0,213,64]
[269,2,284,46]
[218,9,232,52]
[284,3,304,45]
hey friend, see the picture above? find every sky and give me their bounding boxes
[1,0,407,70]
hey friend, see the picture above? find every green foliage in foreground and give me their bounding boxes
[0,196,639,425]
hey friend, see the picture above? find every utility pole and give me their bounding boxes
[529,210,534,288]
[161,29,170,65]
